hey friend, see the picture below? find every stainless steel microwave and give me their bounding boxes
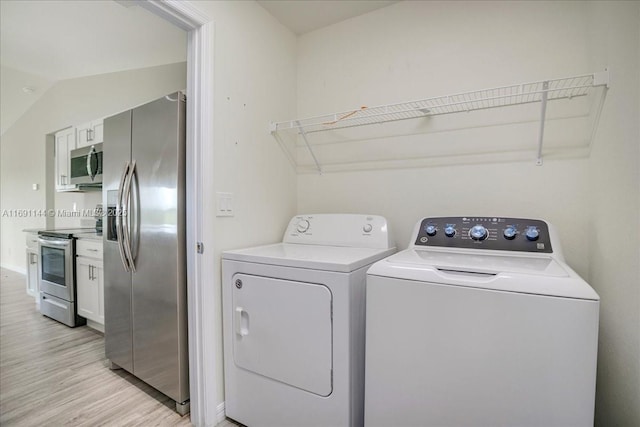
[70,143,103,186]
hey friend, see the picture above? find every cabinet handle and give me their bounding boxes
[87,248,98,252]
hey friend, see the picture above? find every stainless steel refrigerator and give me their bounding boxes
[102,92,189,414]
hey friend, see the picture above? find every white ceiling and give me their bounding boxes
[0,0,187,81]
[1,0,399,135]
[0,0,187,135]
[257,0,398,35]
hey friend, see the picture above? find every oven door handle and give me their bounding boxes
[116,161,131,272]
[38,237,71,248]
[122,160,136,273]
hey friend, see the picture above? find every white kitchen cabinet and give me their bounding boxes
[54,127,77,191]
[76,239,104,331]
[25,233,40,307]
[76,119,104,148]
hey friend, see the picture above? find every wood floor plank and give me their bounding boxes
[0,268,238,427]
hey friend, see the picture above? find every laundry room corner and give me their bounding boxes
[585,1,640,425]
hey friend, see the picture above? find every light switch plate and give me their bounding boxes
[216,192,234,217]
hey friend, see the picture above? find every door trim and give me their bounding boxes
[136,1,216,425]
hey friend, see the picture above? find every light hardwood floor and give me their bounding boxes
[0,268,238,427]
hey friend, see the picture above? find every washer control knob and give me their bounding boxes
[296,219,310,233]
[525,226,539,241]
[503,226,517,240]
[470,225,488,241]
[425,225,437,236]
[363,223,373,233]
[444,225,456,237]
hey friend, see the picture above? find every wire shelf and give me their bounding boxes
[270,70,609,172]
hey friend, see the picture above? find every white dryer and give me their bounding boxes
[222,214,395,427]
[365,216,599,427]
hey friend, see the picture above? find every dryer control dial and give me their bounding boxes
[503,226,517,240]
[525,226,539,241]
[363,223,373,233]
[296,219,310,233]
[470,225,488,241]
[444,225,456,237]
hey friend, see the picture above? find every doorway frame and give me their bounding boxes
[137,1,217,426]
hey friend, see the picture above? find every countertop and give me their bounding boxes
[73,231,103,240]
[22,228,46,233]
[23,228,102,240]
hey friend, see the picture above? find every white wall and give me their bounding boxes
[0,66,53,135]
[296,1,639,425]
[0,62,187,272]
[297,0,592,274]
[187,0,298,409]
[587,2,640,425]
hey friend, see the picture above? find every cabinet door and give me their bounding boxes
[92,119,104,144]
[54,127,77,190]
[96,264,104,323]
[76,122,92,148]
[26,249,39,297]
[76,257,99,322]
[54,132,69,190]
[77,120,103,148]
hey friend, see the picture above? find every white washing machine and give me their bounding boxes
[222,214,395,427]
[365,216,599,427]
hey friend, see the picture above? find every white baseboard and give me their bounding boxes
[1,263,26,275]
[86,319,105,333]
[216,402,226,423]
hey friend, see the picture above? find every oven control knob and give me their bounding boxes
[444,225,456,237]
[425,225,437,236]
[525,226,539,241]
[503,226,518,240]
[296,220,310,233]
[470,225,488,241]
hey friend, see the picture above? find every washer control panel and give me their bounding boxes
[414,217,552,253]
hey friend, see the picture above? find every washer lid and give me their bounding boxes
[368,249,599,300]
[223,243,396,273]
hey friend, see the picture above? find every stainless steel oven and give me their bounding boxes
[38,233,86,327]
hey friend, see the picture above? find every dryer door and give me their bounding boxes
[232,274,333,396]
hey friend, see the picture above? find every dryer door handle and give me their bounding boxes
[235,307,250,337]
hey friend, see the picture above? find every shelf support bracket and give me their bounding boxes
[296,120,322,174]
[536,81,549,166]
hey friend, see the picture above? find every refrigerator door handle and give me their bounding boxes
[130,164,140,263]
[116,161,131,272]
[122,160,136,273]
